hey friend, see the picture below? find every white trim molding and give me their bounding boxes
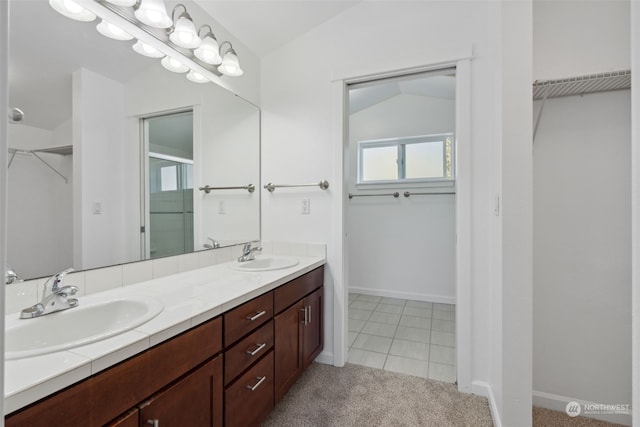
[348,287,455,305]
[533,391,632,426]
[333,46,475,394]
[472,381,502,427]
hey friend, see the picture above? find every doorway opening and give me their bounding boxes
[345,68,457,383]
[141,110,194,259]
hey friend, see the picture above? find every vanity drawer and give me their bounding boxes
[274,266,324,313]
[225,320,274,385]
[224,292,273,346]
[225,351,274,427]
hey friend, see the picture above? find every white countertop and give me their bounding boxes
[4,254,325,415]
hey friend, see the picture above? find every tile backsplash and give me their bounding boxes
[5,241,326,315]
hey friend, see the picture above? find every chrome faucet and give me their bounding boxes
[237,242,262,262]
[20,268,79,319]
[5,266,19,285]
[203,237,220,249]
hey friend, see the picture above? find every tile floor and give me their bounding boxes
[348,293,456,383]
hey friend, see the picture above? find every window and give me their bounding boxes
[357,133,454,184]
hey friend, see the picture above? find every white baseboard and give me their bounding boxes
[533,390,632,426]
[348,286,455,305]
[314,350,333,365]
[472,381,502,427]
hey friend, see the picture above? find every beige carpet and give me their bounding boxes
[533,407,627,427]
[262,362,493,426]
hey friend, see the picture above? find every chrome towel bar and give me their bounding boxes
[264,180,329,192]
[199,184,255,194]
[404,191,456,197]
[349,192,399,199]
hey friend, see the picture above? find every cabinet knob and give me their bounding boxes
[147,420,159,427]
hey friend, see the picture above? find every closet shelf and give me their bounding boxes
[533,70,631,100]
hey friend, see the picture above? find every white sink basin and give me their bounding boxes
[230,255,299,272]
[5,296,164,360]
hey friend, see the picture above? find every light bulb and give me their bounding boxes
[187,70,208,84]
[218,51,243,77]
[169,15,201,49]
[49,0,96,21]
[134,0,172,28]
[97,20,134,41]
[194,36,221,65]
[132,40,164,58]
[161,56,189,73]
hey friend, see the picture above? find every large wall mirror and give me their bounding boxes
[7,0,260,281]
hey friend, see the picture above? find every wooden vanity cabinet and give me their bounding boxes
[274,267,324,403]
[6,317,223,427]
[222,292,275,427]
[6,265,325,427]
[138,355,223,427]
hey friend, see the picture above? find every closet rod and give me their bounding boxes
[404,191,455,197]
[348,192,399,199]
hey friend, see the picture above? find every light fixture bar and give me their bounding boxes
[75,0,234,89]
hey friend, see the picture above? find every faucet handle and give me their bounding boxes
[44,268,75,297]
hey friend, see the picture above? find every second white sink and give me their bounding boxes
[5,296,164,360]
[230,255,299,272]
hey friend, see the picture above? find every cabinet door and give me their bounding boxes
[139,355,222,427]
[225,351,274,427]
[274,300,304,403]
[302,287,323,369]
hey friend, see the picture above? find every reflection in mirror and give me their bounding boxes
[145,111,195,259]
[7,0,260,281]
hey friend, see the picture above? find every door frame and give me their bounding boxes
[330,45,473,393]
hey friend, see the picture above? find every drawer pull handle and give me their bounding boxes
[246,376,266,391]
[307,305,312,324]
[247,310,267,321]
[147,420,159,427]
[246,342,267,356]
[300,308,307,325]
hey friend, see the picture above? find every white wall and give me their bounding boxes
[261,2,533,424]
[73,68,127,271]
[347,94,455,302]
[533,0,630,80]
[631,3,640,425]
[533,1,632,424]
[7,123,73,279]
[124,63,260,258]
[533,90,631,424]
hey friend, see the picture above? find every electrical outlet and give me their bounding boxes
[92,201,102,215]
[301,198,310,215]
[218,200,226,214]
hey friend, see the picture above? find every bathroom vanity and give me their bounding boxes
[4,256,325,427]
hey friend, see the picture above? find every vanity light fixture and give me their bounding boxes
[218,42,243,77]
[51,0,244,79]
[134,0,172,29]
[186,70,208,84]
[96,19,134,40]
[49,0,96,21]
[132,40,165,58]
[168,4,201,49]
[193,25,222,65]
[161,56,189,73]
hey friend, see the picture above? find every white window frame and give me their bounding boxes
[356,132,455,187]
